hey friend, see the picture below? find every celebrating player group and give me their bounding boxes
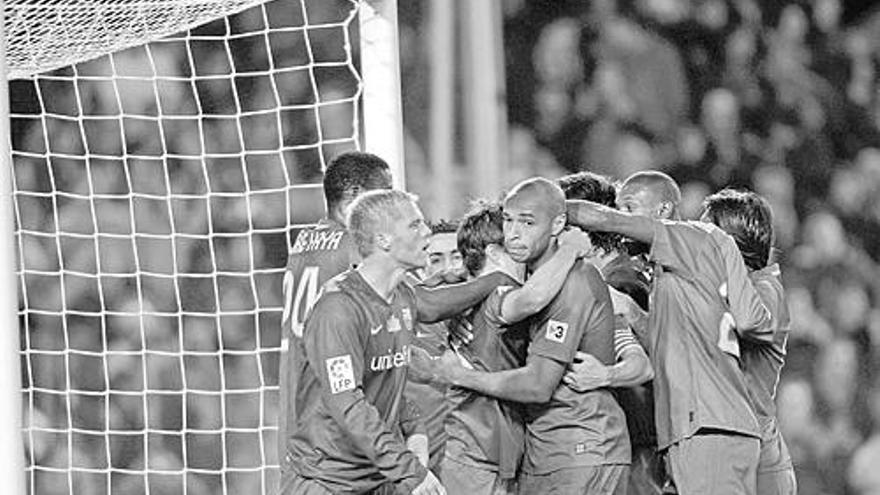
[276,151,794,495]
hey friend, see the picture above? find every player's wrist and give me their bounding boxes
[602,365,615,388]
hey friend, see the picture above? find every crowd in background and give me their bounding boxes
[408,1,880,493]
[10,0,880,494]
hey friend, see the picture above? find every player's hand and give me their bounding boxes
[563,351,611,392]
[557,226,594,258]
[408,345,440,383]
[412,470,446,495]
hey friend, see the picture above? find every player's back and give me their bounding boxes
[648,220,760,449]
[522,260,630,475]
[278,220,355,463]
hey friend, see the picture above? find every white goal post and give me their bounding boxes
[2,0,403,493]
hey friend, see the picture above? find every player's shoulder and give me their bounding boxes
[568,258,605,286]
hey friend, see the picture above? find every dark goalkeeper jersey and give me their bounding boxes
[445,274,530,478]
[285,270,427,493]
[648,220,770,449]
[522,260,630,475]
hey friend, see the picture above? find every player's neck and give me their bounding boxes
[356,256,406,303]
[526,238,558,274]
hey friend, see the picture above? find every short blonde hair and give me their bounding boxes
[346,189,419,257]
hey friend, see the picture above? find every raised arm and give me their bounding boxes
[303,295,427,491]
[412,271,508,323]
[566,199,656,244]
[500,228,591,323]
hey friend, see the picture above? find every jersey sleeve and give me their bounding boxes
[746,266,789,342]
[527,268,597,365]
[302,292,427,489]
[613,322,642,362]
[398,395,426,439]
[716,232,775,344]
[649,220,708,276]
[484,285,515,326]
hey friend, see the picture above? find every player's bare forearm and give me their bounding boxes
[610,348,653,387]
[414,271,506,322]
[566,200,655,244]
[446,356,564,403]
[501,244,579,323]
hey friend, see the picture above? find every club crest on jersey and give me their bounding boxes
[326,355,356,394]
[546,319,569,343]
[387,315,402,333]
[400,308,413,331]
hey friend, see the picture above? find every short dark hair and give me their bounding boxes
[700,189,774,271]
[557,171,624,254]
[323,151,391,210]
[428,219,459,236]
[456,200,504,276]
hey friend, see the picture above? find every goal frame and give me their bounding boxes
[0,0,404,491]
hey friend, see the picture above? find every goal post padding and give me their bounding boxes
[8,0,385,493]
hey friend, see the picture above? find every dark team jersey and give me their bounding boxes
[648,220,768,449]
[278,220,357,463]
[602,254,656,448]
[522,260,630,475]
[742,264,793,472]
[403,273,451,471]
[285,270,427,493]
[445,274,530,478]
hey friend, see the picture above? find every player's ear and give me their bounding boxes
[551,212,566,236]
[374,232,392,252]
[657,201,673,220]
[484,243,502,263]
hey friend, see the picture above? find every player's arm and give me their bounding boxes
[414,348,565,403]
[563,324,653,392]
[566,199,655,244]
[499,228,590,324]
[718,234,775,344]
[398,396,429,467]
[303,294,428,490]
[412,271,509,323]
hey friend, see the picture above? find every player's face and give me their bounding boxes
[617,184,665,219]
[502,192,556,265]
[388,201,432,270]
[425,232,463,277]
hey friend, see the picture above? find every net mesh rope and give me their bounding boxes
[10,0,364,493]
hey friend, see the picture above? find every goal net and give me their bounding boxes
[8,0,387,493]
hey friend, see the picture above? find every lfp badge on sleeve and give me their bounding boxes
[326,355,356,394]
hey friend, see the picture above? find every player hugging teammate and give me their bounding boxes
[278,151,794,495]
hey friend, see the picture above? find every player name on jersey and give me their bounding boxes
[291,229,346,254]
